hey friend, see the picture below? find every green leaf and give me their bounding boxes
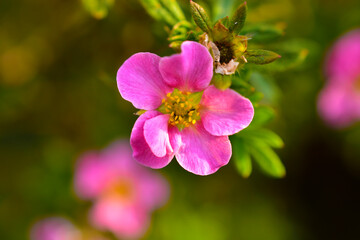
[160,0,186,22]
[190,1,213,35]
[243,128,284,148]
[228,1,247,34]
[250,105,275,127]
[140,0,177,26]
[240,24,285,43]
[82,0,114,19]
[245,49,281,65]
[246,139,286,178]
[232,138,252,178]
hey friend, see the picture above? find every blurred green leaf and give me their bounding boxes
[82,0,114,19]
[190,1,213,35]
[160,0,186,21]
[229,1,247,35]
[245,49,281,65]
[250,105,276,127]
[243,128,284,148]
[140,0,178,25]
[241,24,285,43]
[246,139,286,178]
[232,137,252,178]
[212,0,236,20]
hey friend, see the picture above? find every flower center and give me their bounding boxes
[214,41,234,64]
[160,89,202,130]
[104,179,134,200]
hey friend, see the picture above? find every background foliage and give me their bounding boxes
[1,0,360,239]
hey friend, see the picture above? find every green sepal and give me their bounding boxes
[232,137,252,178]
[190,1,213,36]
[246,139,286,178]
[212,21,233,42]
[211,74,232,90]
[135,109,147,116]
[219,16,230,28]
[245,49,281,65]
[228,1,247,35]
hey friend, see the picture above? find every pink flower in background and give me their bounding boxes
[318,29,360,128]
[74,141,169,239]
[30,217,81,240]
[117,41,254,175]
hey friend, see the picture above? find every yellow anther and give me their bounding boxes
[167,92,171,97]
[162,99,165,103]
[188,117,192,122]
[171,112,174,116]
[192,120,196,124]
[176,98,180,103]
[180,103,184,108]
[179,116,183,121]
[175,116,178,120]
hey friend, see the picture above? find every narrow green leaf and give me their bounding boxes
[229,1,247,34]
[140,0,177,25]
[190,1,213,35]
[246,140,286,178]
[232,138,252,178]
[244,128,284,148]
[160,0,186,21]
[245,49,281,65]
[240,24,285,43]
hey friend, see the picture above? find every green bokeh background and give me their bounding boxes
[1,0,360,239]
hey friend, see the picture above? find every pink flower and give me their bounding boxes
[30,217,81,240]
[117,41,254,175]
[318,29,360,128]
[74,141,169,239]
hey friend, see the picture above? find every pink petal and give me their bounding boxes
[175,122,232,175]
[137,171,170,211]
[74,152,110,199]
[201,85,254,136]
[117,53,171,110]
[90,197,149,239]
[318,80,360,128]
[130,111,174,169]
[325,29,360,81]
[144,114,172,157]
[159,41,213,91]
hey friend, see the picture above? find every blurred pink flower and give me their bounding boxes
[30,217,81,240]
[74,141,169,239]
[117,41,254,175]
[318,29,360,128]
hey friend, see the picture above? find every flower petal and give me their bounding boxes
[131,111,173,168]
[117,53,171,110]
[90,197,149,239]
[175,122,231,175]
[159,41,213,91]
[74,152,110,199]
[144,114,172,157]
[201,85,254,136]
[318,80,360,128]
[137,171,170,211]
